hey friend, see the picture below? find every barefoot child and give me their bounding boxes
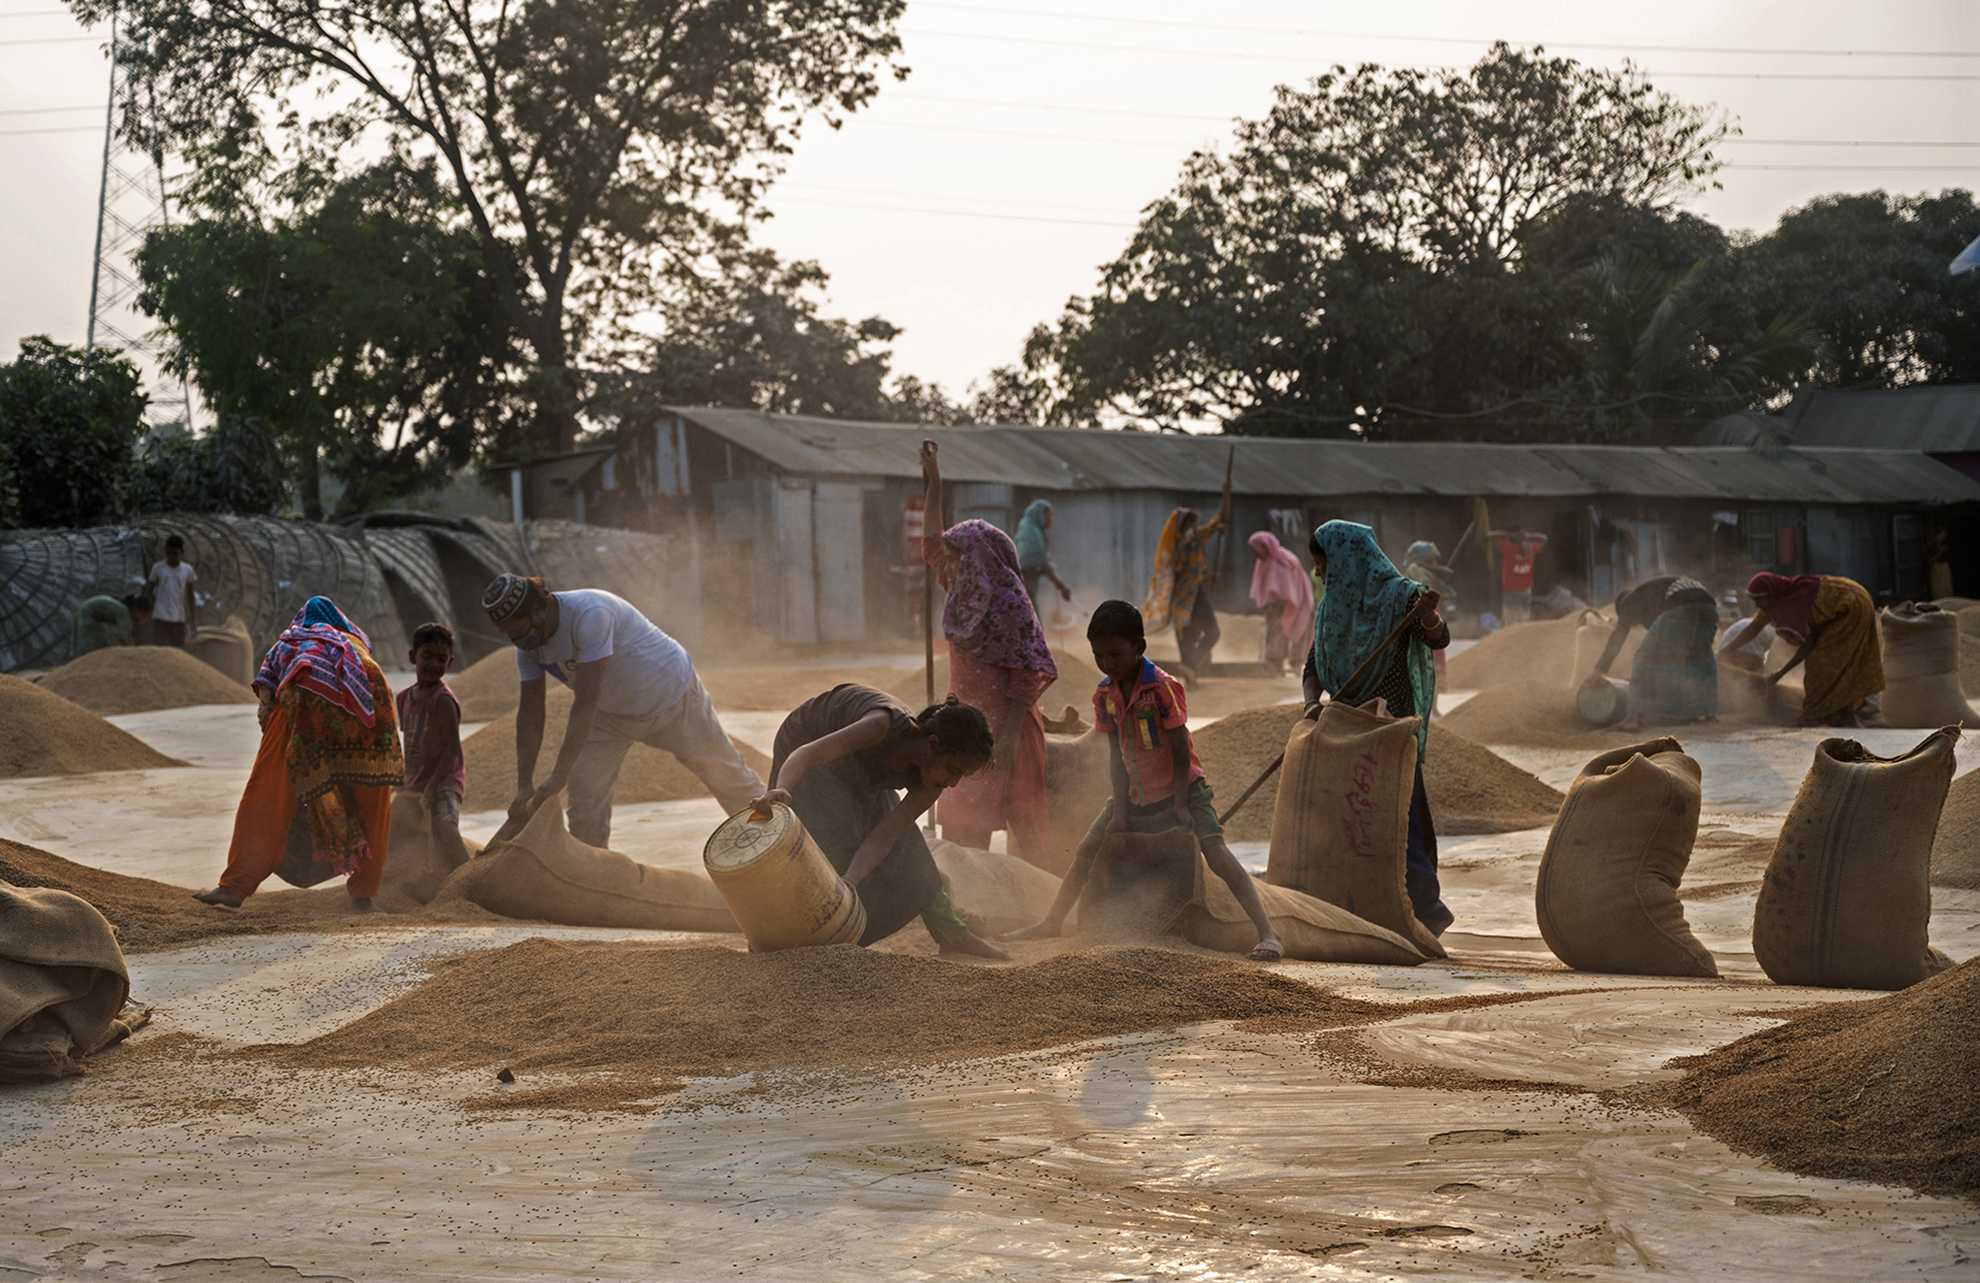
[1013,601,1283,962]
[398,622,471,871]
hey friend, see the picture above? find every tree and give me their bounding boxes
[0,337,147,528]
[132,416,288,515]
[80,0,909,453]
[587,249,967,433]
[1012,44,1733,433]
[1740,189,1980,387]
[139,164,523,516]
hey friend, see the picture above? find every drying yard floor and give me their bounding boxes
[1,683,1977,1280]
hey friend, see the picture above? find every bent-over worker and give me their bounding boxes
[482,574,762,847]
[1585,575,1720,730]
[754,686,1008,957]
[1719,573,1884,726]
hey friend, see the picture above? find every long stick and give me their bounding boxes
[923,561,935,708]
[1447,517,1478,566]
[1217,593,1437,826]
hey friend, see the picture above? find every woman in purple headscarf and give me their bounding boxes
[922,441,1060,871]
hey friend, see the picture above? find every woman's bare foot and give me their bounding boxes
[940,931,1010,961]
[193,888,242,909]
[1248,934,1284,963]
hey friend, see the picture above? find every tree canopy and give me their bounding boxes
[80,0,910,453]
[0,338,148,528]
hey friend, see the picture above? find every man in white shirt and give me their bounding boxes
[144,534,199,647]
[482,573,762,847]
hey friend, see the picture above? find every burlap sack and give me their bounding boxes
[1265,700,1445,958]
[1045,730,1113,856]
[1878,604,1975,729]
[0,883,131,1081]
[1753,728,1959,990]
[1535,738,1716,977]
[1570,610,1641,688]
[379,791,481,909]
[1076,829,1427,964]
[434,793,735,932]
[928,838,1063,936]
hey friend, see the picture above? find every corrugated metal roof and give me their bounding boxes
[664,406,1980,504]
[1699,385,1980,452]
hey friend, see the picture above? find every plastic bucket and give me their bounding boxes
[703,802,866,951]
[1577,676,1630,728]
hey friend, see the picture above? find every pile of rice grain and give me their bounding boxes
[447,649,524,723]
[36,645,255,715]
[1444,616,1589,690]
[0,838,408,953]
[1439,680,1641,751]
[0,676,184,778]
[265,938,1382,1101]
[1931,769,1980,889]
[888,646,1105,718]
[1193,702,1564,841]
[459,684,772,811]
[702,664,920,713]
[1670,958,1980,1198]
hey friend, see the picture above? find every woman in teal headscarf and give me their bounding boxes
[1302,521,1454,936]
[1014,500,1071,606]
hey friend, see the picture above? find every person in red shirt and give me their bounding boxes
[1491,530,1548,624]
[1012,600,1281,961]
[397,622,470,872]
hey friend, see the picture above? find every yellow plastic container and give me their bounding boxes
[702,802,866,951]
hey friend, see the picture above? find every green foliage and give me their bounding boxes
[138,164,523,516]
[132,416,288,515]
[1741,189,1980,387]
[82,0,909,453]
[0,337,147,527]
[1011,44,1772,435]
[586,250,969,434]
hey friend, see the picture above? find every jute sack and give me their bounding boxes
[1535,738,1717,977]
[1044,730,1112,856]
[1077,829,1427,965]
[1753,728,1960,989]
[928,838,1062,936]
[1265,699,1445,959]
[0,884,131,1081]
[1878,604,1975,729]
[378,791,480,909]
[1569,610,1641,689]
[434,792,735,932]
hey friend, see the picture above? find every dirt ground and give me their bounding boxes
[1,656,1978,1281]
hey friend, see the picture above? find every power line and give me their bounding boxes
[902,27,1980,82]
[772,195,1133,230]
[916,2,1980,60]
[0,103,102,115]
[888,92,1980,149]
[855,116,1980,172]
[0,123,99,136]
[0,33,99,45]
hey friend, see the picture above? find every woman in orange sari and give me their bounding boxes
[196,597,403,910]
[921,442,1058,871]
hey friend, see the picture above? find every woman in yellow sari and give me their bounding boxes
[1143,464,1234,676]
[1720,573,1885,725]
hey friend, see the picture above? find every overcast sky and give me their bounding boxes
[2,0,1976,410]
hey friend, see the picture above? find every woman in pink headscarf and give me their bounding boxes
[921,442,1059,870]
[1248,532,1315,674]
[1720,572,1884,725]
